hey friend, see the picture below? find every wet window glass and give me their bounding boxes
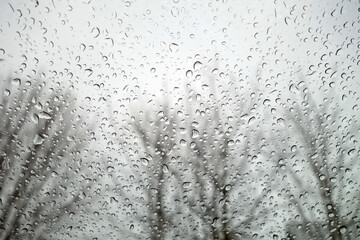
[0,0,359,239]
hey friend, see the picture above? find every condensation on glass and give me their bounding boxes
[0,0,359,239]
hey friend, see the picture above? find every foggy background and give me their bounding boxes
[0,0,359,239]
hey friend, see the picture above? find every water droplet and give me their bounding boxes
[141,158,149,165]
[110,196,118,203]
[85,68,93,77]
[192,121,199,128]
[162,164,169,173]
[348,149,355,156]
[277,118,285,127]
[193,61,202,70]
[183,182,191,188]
[248,116,256,125]
[171,7,179,17]
[12,78,21,86]
[310,152,318,159]
[33,134,44,145]
[91,27,100,38]
[201,84,209,90]
[179,128,186,134]
[2,158,9,169]
[227,140,234,146]
[180,139,187,146]
[186,70,193,77]
[169,42,179,52]
[284,17,290,25]
[31,113,39,124]
[80,43,86,51]
[38,111,52,119]
[191,129,199,138]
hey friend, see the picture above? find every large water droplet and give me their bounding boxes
[186,70,193,78]
[162,164,169,172]
[180,139,187,146]
[191,129,199,138]
[39,111,52,119]
[31,113,39,124]
[12,78,21,86]
[33,134,44,145]
[141,158,149,165]
[169,42,179,52]
[277,118,285,127]
[193,61,202,70]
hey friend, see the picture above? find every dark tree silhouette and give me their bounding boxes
[110,102,180,239]
[173,78,269,240]
[274,81,360,239]
[133,105,177,240]
[0,75,90,239]
[112,73,270,239]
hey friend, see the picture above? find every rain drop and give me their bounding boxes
[347,149,355,156]
[33,134,44,145]
[248,116,256,125]
[162,164,169,173]
[193,61,202,70]
[180,139,187,146]
[38,111,52,119]
[169,43,179,53]
[141,158,149,165]
[31,113,39,124]
[12,78,21,86]
[186,70,193,77]
[191,129,199,138]
[277,118,285,127]
[171,7,179,17]
[339,226,347,234]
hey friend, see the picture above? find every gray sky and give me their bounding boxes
[1,0,359,154]
[1,0,359,238]
[1,0,358,100]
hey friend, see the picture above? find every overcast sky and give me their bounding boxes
[0,0,359,118]
[1,1,359,238]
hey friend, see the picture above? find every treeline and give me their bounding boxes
[0,71,359,240]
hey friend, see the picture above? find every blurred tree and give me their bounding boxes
[274,82,360,239]
[0,75,91,239]
[109,101,180,239]
[132,105,178,240]
[173,78,269,240]
[114,73,270,239]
